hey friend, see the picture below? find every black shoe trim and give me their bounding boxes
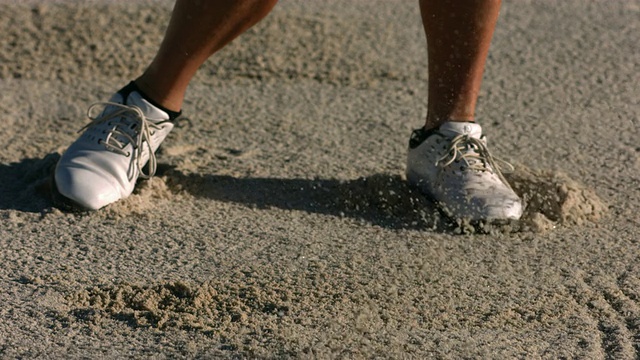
[408,121,479,149]
[408,127,439,149]
[117,81,182,121]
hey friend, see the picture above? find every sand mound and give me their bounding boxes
[65,279,292,336]
[506,166,607,232]
[101,176,177,218]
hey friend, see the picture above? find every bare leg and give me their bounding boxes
[135,0,278,112]
[420,0,501,130]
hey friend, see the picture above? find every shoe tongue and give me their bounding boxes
[438,122,483,139]
[110,91,170,122]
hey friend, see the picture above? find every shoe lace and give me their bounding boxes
[80,102,161,180]
[436,133,515,190]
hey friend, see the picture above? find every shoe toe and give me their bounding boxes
[470,193,523,221]
[483,197,523,220]
[438,186,523,221]
[54,165,123,210]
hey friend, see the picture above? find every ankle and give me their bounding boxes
[134,76,184,113]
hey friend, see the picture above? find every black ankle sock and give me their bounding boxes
[117,81,182,121]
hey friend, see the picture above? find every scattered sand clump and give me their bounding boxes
[506,166,607,232]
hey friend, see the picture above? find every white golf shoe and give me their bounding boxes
[54,82,180,210]
[406,121,522,221]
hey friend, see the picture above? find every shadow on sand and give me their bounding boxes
[0,153,60,213]
[0,154,448,231]
[156,164,447,231]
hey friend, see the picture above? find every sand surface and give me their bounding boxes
[1,0,639,358]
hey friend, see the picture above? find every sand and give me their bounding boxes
[0,0,638,358]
